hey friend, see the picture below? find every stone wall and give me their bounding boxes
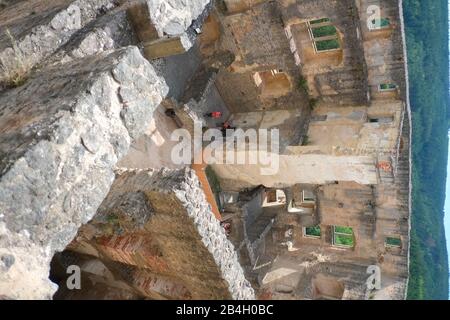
[0,46,168,299]
[0,0,216,300]
[63,168,255,300]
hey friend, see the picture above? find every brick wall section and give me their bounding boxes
[95,234,169,273]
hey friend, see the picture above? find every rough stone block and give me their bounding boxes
[0,46,168,299]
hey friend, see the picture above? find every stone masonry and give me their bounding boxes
[63,168,254,299]
[0,46,168,299]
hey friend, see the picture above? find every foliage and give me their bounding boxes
[205,165,222,211]
[379,83,396,91]
[310,18,330,25]
[305,226,321,237]
[334,226,353,234]
[301,135,310,146]
[316,39,340,51]
[298,75,320,110]
[404,0,449,299]
[312,25,337,38]
[0,29,32,89]
[386,237,402,247]
[298,75,309,94]
[333,226,354,247]
[334,235,354,247]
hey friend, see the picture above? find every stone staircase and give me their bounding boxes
[247,209,277,243]
[376,154,395,185]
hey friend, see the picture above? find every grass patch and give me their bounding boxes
[205,165,222,211]
[298,76,320,110]
[0,29,32,89]
[315,39,340,51]
[298,75,309,94]
[301,135,311,146]
[333,226,355,247]
[311,25,337,38]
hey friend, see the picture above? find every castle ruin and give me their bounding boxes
[0,0,411,300]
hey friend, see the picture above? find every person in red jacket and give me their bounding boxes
[205,111,222,118]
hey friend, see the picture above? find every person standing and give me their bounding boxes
[205,111,222,118]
